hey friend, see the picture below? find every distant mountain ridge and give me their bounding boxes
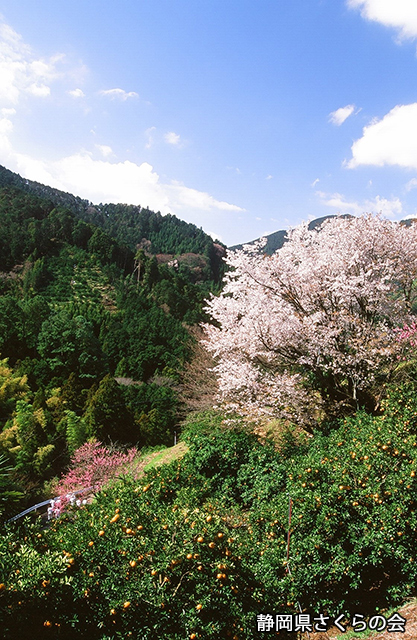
[229,215,352,255]
[230,213,417,255]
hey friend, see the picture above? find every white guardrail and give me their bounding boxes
[7,486,95,523]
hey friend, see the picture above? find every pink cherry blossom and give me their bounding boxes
[203,215,417,427]
[55,440,139,503]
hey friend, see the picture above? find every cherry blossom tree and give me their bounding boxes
[203,215,417,429]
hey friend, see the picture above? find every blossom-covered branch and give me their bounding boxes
[203,215,417,427]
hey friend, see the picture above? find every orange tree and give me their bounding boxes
[0,416,284,639]
[1,397,417,638]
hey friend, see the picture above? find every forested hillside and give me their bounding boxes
[0,165,226,284]
[3,204,417,639]
[0,183,219,515]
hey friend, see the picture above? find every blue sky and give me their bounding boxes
[1,1,417,246]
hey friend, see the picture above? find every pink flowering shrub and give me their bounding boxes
[55,440,139,501]
[393,322,417,371]
[396,322,417,347]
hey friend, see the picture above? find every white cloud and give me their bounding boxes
[27,83,50,97]
[145,126,156,149]
[1,107,16,116]
[348,103,417,169]
[0,114,14,138]
[68,88,85,98]
[316,189,403,218]
[0,18,242,228]
[167,180,244,212]
[96,144,113,158]
[266,174,273,180]
[164,131,181,146]
[146,129,184,148]
[206,230,222,241]
[406,177,417,191]
[0,20,61,105]
[328,104,356,126]
[99,88,138,101]
[0,118,243,216]
[367,195,403,217]
[311,178,320,187]
[316,190,363,215]
[347,0,417,41]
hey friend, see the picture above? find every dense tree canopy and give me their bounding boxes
[0,181,221,510]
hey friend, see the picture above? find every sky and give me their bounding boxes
[1,1,417,246]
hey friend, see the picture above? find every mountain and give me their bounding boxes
[0,165,226,285]
[229,213,417,256]
[229,215,352,255]
[0,173,225,510]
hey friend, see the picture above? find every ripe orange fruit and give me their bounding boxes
[197,536,204,543]
[186,553,193,559]
[208,542,216,549]
[110,514,120,524]
[129,560,137,568]
[88,541,94,547]
[123,601,131,609]
[98,530,105,537]
[151,569,157,576]
[196,603,203,610]
[206,515,212,522]
[43,621,52,627]
[217,532,224,538]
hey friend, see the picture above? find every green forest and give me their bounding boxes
[0,179,224,513]
[1,173,417,639]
